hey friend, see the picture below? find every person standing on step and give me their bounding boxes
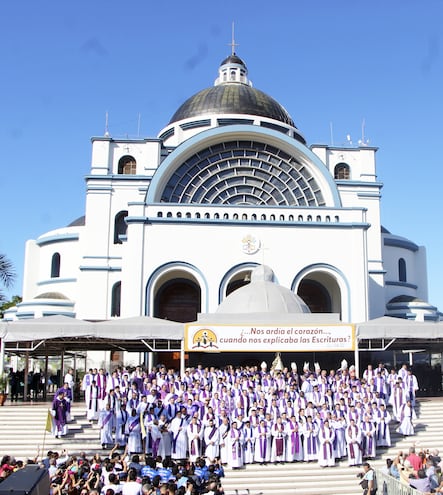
[204,417,221,463]
[98,402,115,449]
[82,368,95,412]
[361,415,376,460]
[52,389,68,439]
[126,407,142,455]
[87,380,100,423]
[302,415,319,462]
[374,403,391,447]
[169,408,189,462]
[345,418,362,467]
[396,399,416,436]
[115,401,129,448]
[242,419,255,465]
[318,419,336,467]
[285,414,303,462]
[358,461,377,495]
[270,416,286,464]
[227,420,244,469]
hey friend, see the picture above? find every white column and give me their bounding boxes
[354,343,360,378]
[180,341,185,377]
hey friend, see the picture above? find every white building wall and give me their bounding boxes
[383,241,429,305]
[130,206,369,322]
[23,229,82,300]
[90,138,162,176]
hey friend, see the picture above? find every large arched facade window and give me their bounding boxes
[154,278,201,323]
[51,252,61,278]
[218,263,259,303]
[114,211,128,244]
[226,272,252,296]
[398,258,407,282]
[158,140,326,206]
[118,155,137,175]
[334,162,350,180]
[111,281,121,317]
[297,279,332,313]
[294,267,346,319]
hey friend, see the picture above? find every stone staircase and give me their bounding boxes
[0,397,442,494]
[0,401,106,459]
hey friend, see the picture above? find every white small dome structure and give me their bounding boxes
[216,265,310,314]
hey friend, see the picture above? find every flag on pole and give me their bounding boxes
[140,411,146,439]
[45,409,53,433]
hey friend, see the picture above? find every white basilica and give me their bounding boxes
[7,50,440,332]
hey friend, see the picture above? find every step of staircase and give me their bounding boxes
[0,397,442,494]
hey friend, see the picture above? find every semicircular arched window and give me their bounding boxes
[114,211,128,244]
[111,281,121,317]
[118,155,137,175]
[398,258,407,282]
[334,162,350,180]
[51,252,61,278]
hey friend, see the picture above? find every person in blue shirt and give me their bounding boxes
[176,468,190,489]
[193,458,209,483]
[128,454,143,476]
[140,457,159,481]
[157,458,173,484]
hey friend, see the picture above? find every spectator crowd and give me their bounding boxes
[381,446,443,494]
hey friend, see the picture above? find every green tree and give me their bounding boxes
[0,295,22,319]
[0,254,15,304]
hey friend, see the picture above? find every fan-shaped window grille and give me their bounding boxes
[160,140,325,206]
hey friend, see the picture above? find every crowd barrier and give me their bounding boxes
[375,469,423,495]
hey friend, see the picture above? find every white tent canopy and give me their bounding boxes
[0,315,186,387]
[93,316,184,341]
[0,315,95,342]
[356,316,443,340]
[0,315,184,344]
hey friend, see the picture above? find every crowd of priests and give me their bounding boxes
[53,357,420,469]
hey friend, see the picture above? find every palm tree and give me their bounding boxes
[0,254,15,303]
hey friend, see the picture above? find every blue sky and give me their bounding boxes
[2,1,443,310]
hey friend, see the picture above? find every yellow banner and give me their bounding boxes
[45,409,53,433]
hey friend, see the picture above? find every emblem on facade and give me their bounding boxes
[242,234,261,255]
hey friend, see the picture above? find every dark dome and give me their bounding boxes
[220,54,246,67]
[169,84,296,127]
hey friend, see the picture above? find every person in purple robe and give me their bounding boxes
[56,382,73,420]
[52,390,68,438]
